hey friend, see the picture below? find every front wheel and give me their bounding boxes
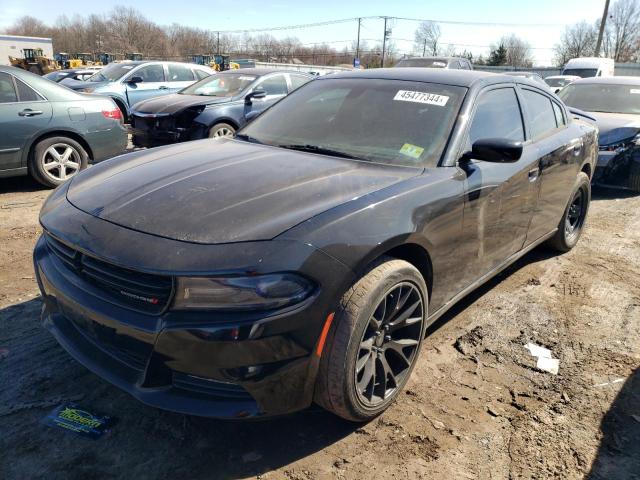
[208,122,235,138]
[547,172,591,252]
[315,258,427,422]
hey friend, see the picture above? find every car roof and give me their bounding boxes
[571,76,640,85]
[321,68,538,88]
[218,68,310,76]
[401,56,467,61]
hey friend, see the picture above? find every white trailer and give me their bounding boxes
[0,34,54,66]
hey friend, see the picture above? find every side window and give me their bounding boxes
[256,75,288,96]
[131,64,165,83]
[468,88,525,146]
[194,69,210,80]
[0,73,18,103]
[289,74,310,91]
[167,64,194,82]
[521,89,558,140]
[16,78,43,102]
[552,101,565,127]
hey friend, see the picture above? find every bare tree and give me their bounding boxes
[553,21,598,66]
[413,21,441,56]
[491,34,534,67]
[608,0,640,61]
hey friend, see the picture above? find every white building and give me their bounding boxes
[0,34,54,66]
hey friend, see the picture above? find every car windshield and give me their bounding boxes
[562,68,598,78]
[239,78,466,168]
[395,58,449,68]
[180,73,257,96]
[546,78,572,88]
[559,83,640,114]
[87,63,138,82]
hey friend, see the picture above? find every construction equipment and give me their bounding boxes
[211,54,239,72]
[9,48,59,75]
[75,52,95,66]
[190,54,213,66]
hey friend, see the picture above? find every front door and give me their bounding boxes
[0,72,52,172]
[124,64,169,107]
[458,86,539,280]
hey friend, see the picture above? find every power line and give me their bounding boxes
[390,37,556,51]
[216,15,565,34]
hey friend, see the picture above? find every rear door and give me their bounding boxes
[124,64,168,106]
[522,88,582,243]
[0,72,52,172]
[165,63,196,94]
[459,85,539,278]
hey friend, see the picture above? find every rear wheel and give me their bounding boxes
[208,122,235,138]
[547,172,590,252]
[29,136,88,188]
[315,258,427,421]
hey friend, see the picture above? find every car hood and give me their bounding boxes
[131,94,231,115]
[589,111,640,145]
[66,139,419,244]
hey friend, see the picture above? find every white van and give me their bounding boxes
[562,57,615,78]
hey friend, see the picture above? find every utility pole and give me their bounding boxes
[217,32,220,54]
[355,18,361,66]
[381,17,390,67]
[595,0,611,57]
[423,38,427,57]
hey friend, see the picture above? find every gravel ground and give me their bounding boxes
[0,175,639,480]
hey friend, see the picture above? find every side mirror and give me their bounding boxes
[245,89,266,104]
[127,76,143,84]
[463,138,523,163]
[245,110,261,122]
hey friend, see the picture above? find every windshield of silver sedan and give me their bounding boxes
[238,78,466,168]
[180,73,257,97]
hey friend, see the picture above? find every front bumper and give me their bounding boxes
[34,199,352,418]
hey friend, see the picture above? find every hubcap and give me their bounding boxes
[41,143,80,181]
[565,188,585,238]
[212,127,234,138]
[355,282,424,407]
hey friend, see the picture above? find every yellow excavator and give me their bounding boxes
[9,48,59,75]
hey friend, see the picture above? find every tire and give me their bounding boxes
[628,159,640,193]
[29,136,89,188]
[315,257,428,422]
[547,172,591,252]
[208,122,236,138]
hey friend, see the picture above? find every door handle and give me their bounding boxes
[19,109,43,117]
[528,167,540,182]
[158,86,169,90]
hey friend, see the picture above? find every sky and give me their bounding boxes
[0,0,608,65]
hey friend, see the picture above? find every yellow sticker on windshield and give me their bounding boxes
[399,143,424,159]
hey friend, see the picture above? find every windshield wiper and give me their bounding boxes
[235,133,263,144]
[276,144,365,160]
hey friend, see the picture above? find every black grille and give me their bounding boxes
[172,372,254,401]
[45,233,173,314]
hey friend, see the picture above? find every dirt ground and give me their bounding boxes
[0,175,639,480]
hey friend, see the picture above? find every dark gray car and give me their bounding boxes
[559,76,640,191]
[0,66,127,187]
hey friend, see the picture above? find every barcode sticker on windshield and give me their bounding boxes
[394,90,449,106]
[239,76,256,81]
[631,89,640,94]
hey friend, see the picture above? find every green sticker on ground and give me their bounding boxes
[399,143,424,159]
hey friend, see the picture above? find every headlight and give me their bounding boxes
[172,273,315,311]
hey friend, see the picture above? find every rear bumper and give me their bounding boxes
[86,124,128,163]
[33,202,352,418]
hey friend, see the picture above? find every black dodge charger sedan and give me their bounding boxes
[34,69,597,421]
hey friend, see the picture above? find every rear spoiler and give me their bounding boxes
[568,107,597,123]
